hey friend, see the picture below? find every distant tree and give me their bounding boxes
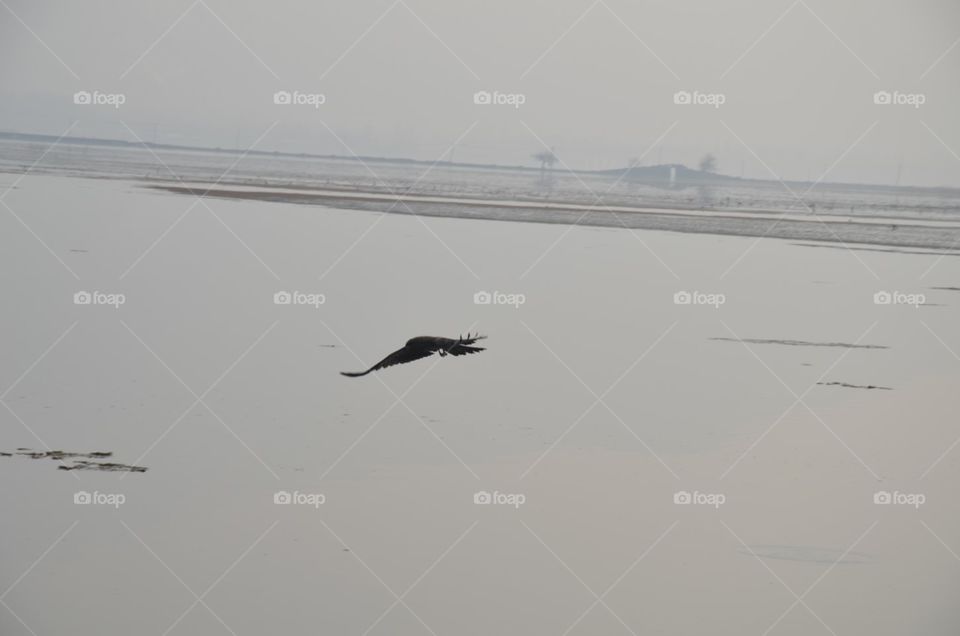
[698,153,717,173]
[532,149,557,176]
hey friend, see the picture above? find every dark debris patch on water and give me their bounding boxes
[2,449,148,473]
[13,448,112,459]
[59,460,148,473]
[818,381,892,390]
[709,338,888,350]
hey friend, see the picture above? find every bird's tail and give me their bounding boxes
[340,369,372,377]
[445,332,487,356]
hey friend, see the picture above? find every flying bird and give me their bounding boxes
[341,334,487,377]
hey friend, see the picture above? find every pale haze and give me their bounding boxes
[2,0,959,185]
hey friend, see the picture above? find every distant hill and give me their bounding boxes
[0,130,536,173]
[596,163,741,186]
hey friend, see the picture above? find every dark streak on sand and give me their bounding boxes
[149,185,960,252]
[793,242,960,257]
[818,381,892,390]
[738,545,871,564]
[930,286,960,292]
[709,338,888,349]
[2,449,148,473]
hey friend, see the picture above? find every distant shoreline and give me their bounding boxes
[3,129,958,196]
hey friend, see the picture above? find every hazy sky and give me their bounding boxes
[1,0,958,186]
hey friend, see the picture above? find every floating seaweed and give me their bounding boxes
[818,381,892,390]
[58,460,147,473]
[709,337,888,350]
[1,449,147,473]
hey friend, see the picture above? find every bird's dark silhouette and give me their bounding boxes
[341,334,487,377]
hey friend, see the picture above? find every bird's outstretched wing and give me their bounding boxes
[443,333,487,356]
[340,345,434,377]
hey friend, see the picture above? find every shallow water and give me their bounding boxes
[1,174,958,635]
